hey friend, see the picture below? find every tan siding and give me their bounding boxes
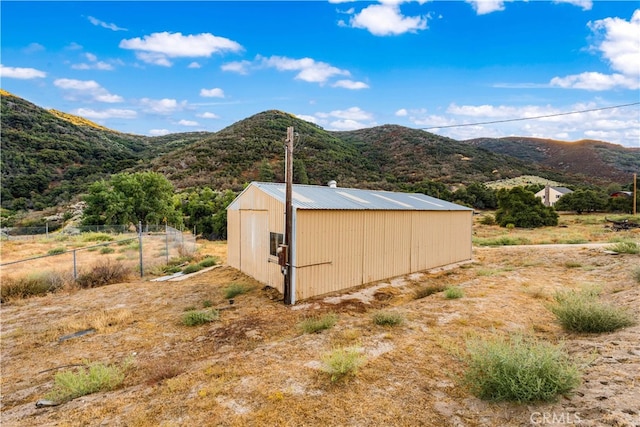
[411,211,472,270]
[227,210,240,269]
[362,211,412,283]
[239,210,269,283]
[295,210,364,301]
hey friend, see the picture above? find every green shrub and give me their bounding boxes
[473,236,531,246]
[45,360,128,403]
[548,290,636,333]
[606,240,640,255]
[182,264,204,274]
[564,261,582,269]
[47,247,66,256]
[321,347,365,382]
[223,282,251,299]
[100,246,115,254]
[76,261,130,289]
[633,267,640,284]
[372,311,405,327]
[444,286,464,299]
[414,284,446,299]
[1,272,67,300]
[182,309,219,326]
[298,313,338,334]
[198,257,217,268]
[80,232,114,243]
[462,334,581,402]
[479,215,496,225]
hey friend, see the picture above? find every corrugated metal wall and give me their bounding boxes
[294,209,472,300]
[227,185,286,293]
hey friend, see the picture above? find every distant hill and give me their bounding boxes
[462,137,639,184]
[0,90,205,209]
[145,111,568,192]
[2,91,635,212]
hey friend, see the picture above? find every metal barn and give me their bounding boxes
[227,182,473,303]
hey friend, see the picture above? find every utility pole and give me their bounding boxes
[283,126,294,305]
[634,173,637,216]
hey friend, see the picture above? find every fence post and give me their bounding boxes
[165,224,169,264]
[73,249,77,280]
[138,221,143,278]
[46,222,49,239]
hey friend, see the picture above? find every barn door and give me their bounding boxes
[239,210,269,283]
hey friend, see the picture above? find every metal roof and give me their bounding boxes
[250,182,472,211]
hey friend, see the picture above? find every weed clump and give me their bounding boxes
[444,286,464,299]
[76,261,130,289]
[182,264,204,275]
[606,240,640,255]
[45,359,130,403]
[182,309,219,326]
[298,313,338,334]
[47,247,66,256]
[462,334,581,403]
[223,282,252,299]
[1,272,67,300]
[321,347,365,382]
[548,289,636,333]
[372,311,405,327]
[414,284,446,299]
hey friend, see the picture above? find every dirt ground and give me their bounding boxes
[1,234,639,426]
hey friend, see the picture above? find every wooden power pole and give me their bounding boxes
[283,126,294,305]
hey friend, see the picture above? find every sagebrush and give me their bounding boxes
[463,334,581,402]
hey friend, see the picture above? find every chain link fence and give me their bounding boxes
[0,225,196,282]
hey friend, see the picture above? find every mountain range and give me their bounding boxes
[1,89,638,210]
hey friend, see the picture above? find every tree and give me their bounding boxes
[554,189,607,214]
[180,188,237,239]
[495,187,558,228]
[453,182,497,209]
[82,172,180,227]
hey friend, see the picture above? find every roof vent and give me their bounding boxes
[328,180,337,188]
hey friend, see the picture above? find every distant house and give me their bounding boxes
[609,191,633,198]
[535,186,573,207]
[227,182,473,303]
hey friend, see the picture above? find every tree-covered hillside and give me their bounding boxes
[0,91,205,209]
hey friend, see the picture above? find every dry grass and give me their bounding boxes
[1,222,639,426]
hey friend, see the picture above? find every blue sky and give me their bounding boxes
[1,1,639,147]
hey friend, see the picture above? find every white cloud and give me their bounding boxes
[188,62,201,69]
[589,10,640,78]
[313,106,377,130]
[139,97,187,114]
[465,1,509,15]
[149,129,171,136]
[553,0,592,11]
[200,88,225,98]
[259,55,350,84]
[88,16,127,31]
[0,65,46,79]
[73,108,137,119]
[349,3,428,36]
[406,102,639,147]
[296,114,319,124]
[71,52,115,71]
[221,60,252,74]
[395,108,408,117]
[197,112,220,119]
[66,42,83,50]
[54,78,123,103]
[178,119,199,126]
[23,43,45,54]
[120,32,243,66]
[550,72,638,90]
[332,79,369,89]
[548,10,639,90]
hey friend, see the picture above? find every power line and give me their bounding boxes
[419,102,640,130]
